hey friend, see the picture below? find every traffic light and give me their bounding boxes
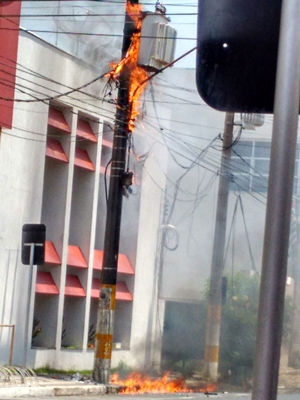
[196,0,282,113]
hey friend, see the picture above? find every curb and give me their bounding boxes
[0,383,116,398]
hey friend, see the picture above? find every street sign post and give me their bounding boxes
[21,224,46,366]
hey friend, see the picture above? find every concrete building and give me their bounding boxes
[1,0,299,375]
[0,1,169,370]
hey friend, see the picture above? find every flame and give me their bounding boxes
[107,1,148,132]
[126,2,142,26]
[110,372,218,394]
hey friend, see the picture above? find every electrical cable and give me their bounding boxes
[222,194,239,271]
[104,158,112,206]
[0,67,109,103]
[0,25,196,41]
[238,195,257,272]
[149,81,192,170]
[6,12,199,18]
[166,136,219,225]
[2,6,296,202]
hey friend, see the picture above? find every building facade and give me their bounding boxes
[0,8,169,369]
[1,0,299,375]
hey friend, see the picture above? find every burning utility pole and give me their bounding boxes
[93,0,176,383]
[93,0,143,384]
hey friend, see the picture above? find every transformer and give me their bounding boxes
[138,13,177,72]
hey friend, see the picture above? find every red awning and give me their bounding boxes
[48,108,71,133]
[65,275,86,297]
[116,281,133,301]
[45,241,61,265]
[67,245,87,268]
[91,279,133,301]
[36,271,59,295]
[91,278,101,299]
[77,119,97,142]
[102,138,112,149]
[100,165,110,175]
[93,250,134,274]
[118,254,134,274]
[46,138,68,163]
[74,148,95,171]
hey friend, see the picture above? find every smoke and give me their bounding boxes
[161,301,206,373]
[20,1,125,73]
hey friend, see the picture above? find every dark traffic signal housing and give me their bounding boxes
[196,0,282,113]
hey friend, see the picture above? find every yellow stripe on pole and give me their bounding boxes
[95,333,113,359]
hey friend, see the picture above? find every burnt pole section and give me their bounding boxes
[204,112,234,381]
[93,0,139,384]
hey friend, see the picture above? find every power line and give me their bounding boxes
[0,27,196,41]
[0,7,292,203]
[5,12,198,18]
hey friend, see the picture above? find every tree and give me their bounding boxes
[161,271,293,387]
[219,272,260,386]
[218,272,293,386]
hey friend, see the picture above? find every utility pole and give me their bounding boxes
[251,0,300,398]
[204,112,234,382]
[93,0,139,384]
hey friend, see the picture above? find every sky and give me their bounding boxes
[20,1,198,70]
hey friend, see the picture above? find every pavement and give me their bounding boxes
[0,368,299,399]
[0,374,119,398]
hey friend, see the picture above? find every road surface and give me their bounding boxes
[2,390,300,399]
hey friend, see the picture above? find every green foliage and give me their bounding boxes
[34,367,92,375]
[88,324,96,343]
[161,301,206,375]
[110,361,134,378]
[282,295,294,345]
[32,317,42,344]
[218,271,293,386]
[88,324,96,348]
[289,350,300,369]
[161,271,294,387]
[219,272,260,385]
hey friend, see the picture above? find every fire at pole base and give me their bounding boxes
[110,372,218,394]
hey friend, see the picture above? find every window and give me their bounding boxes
[229,141,299,193]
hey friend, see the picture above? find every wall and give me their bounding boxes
[20,1,124,72]
[0,30,117,368]
[0,26,168,371]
